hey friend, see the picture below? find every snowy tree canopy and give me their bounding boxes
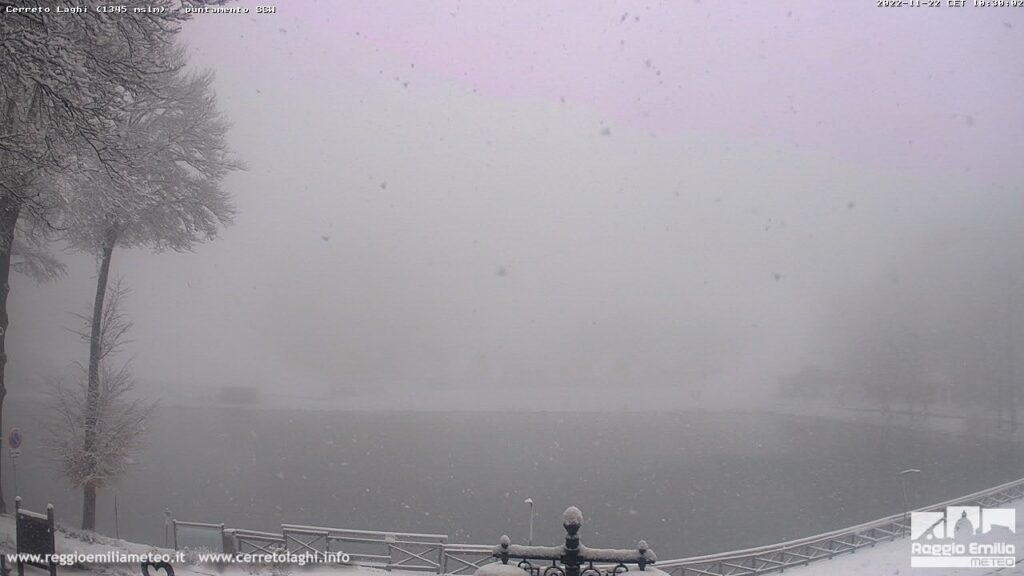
[0,0,234,258]
[59,69,241,254]
[1,1,190,186]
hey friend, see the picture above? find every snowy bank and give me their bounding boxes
[0,512,420,576]
[774,496,1024,576]
[5,492,1024,576]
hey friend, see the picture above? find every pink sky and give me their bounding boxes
[45,0,1013,395]
[185,0,1024,180]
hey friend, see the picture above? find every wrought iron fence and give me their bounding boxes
[487,506,656,576]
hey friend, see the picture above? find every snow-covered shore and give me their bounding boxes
[787,507,1023,575]
[742,495,1024,576]
[0,512,409,576]
[5,497,1024,576]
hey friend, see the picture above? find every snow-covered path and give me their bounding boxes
[776,497,1024,576]
[0,512,408,576]
[5,499,1024,576]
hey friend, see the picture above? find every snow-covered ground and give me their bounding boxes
[779,496,1024,576]
[4,497,1024,576]
[0,512,411,576]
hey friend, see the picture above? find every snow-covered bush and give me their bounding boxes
[44,280,153,494]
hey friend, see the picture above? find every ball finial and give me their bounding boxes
[562,506,583,528]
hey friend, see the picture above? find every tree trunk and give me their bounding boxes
[82,484,97,531]
[0,193,23,515]
[81,226,117,531]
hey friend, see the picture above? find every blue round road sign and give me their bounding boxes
[8,428,22,450]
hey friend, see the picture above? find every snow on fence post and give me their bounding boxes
[562,506,582,576]
[223,528,237,555]
[14,497,58,576]
[484,506,656,576]
[636,541,651,571]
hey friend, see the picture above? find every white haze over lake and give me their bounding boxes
[7,1,1024,409]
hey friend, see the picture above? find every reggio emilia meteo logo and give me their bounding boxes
[910,506,1016,568]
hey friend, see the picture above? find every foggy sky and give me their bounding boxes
[9,1,1024,407]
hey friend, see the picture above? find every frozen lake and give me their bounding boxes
[7,402,1024,558]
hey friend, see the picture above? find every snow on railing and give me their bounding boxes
[442,543,495,575]
[13,497,57,576]
[280,523,448,571]
[486,506,657,576]
[226,528,287,555]
[172,475,1024,576]
[656,475,1024,576]
[171,520,225,552]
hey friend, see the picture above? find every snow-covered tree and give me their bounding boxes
[58,63,239,530]
[0,0,204,514]
[45,278,154,509]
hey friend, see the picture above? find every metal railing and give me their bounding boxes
[171,520,224,552]
[173,475,1024,576]
[226,528,287,555]
[441,544,495,575]
[488,506,657,576]
[657,475,1024,576]
[282,524,448,571]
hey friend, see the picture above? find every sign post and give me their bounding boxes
[8,428,22,497]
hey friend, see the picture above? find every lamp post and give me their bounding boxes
[899,468,921,536]
[164,509,173,548]
[524,498,534,545]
